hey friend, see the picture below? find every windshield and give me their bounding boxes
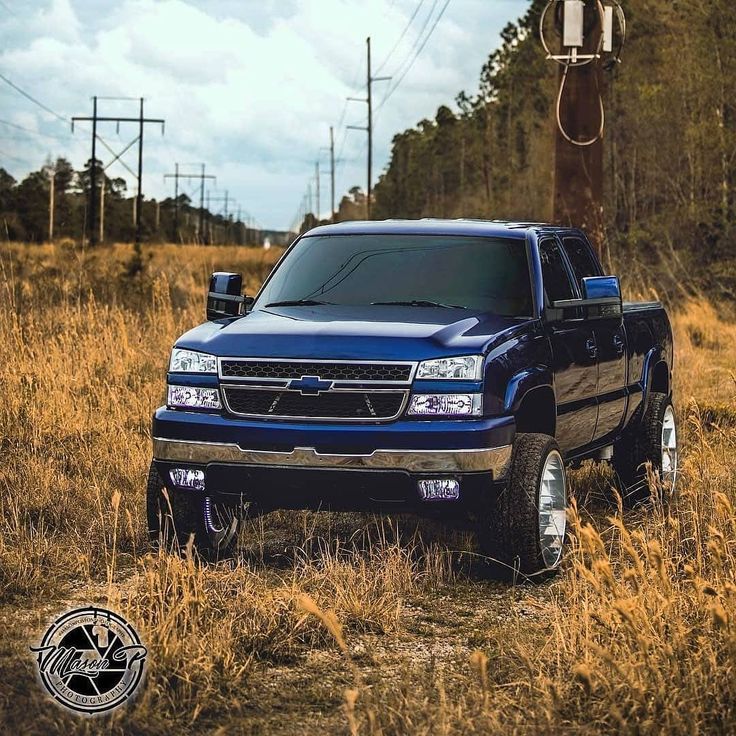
[254,234,533,316]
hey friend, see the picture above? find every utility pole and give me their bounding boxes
[164,163,180,242]
[330,125,335,222]
[90,96,97,244]
[135,97,144,247]
[99,178,105,244]
[540,0,627,252]
[553,53,605,236]
[165,164,215,243]
[72,96,164,247]
[347,37,391,219]
[206,190,230,244]
[315,161,320,221]
[47,169,54,242]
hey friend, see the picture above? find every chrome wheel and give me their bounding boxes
[538,450,566,569]
[661,405,678,492]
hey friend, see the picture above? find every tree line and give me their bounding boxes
[0,158,268,245]
[368,0,736,296]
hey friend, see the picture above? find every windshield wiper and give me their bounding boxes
[265,299,335,307]
[371,300,468,309]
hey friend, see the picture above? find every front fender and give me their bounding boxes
[503,366,555,414]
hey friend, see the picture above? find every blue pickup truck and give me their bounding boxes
[147,220,677,577]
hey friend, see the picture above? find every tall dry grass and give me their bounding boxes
[0,242,734,734]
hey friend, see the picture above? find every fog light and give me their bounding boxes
[167,385,221,410]
[170,468,205,491]
[418,478,460,501]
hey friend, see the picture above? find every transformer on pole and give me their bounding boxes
[540,1,626,249]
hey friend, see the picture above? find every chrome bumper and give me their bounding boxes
[153,437,512,477]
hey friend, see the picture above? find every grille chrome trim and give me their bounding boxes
[221,384,409,422]
[217,357,417,385]
[153,437,513,477]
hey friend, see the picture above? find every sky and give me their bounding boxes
[0,0,528,230]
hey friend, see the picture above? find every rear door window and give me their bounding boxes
[562,237,600,291]
[539,239,576,304]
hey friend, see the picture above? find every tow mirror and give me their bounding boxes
[548,276,623,321]
[207,272,251,321]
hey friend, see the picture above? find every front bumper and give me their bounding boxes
[153,437,512,475]
[152,408,515,513]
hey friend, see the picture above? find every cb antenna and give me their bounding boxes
[540,0,626,146]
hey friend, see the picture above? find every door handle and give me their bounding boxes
[613,335,625,355]
[585,338,598,359]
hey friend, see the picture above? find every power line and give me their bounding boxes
[386,0,439,81]
[0,71,68,124]
[0,117,67,141]
[0,148,32,166]
[377,0,451,112]
[374,0,427,74]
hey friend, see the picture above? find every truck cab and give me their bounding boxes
[148,220,676,578]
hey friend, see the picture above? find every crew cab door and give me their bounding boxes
[560,236,628,441]
[539,238,597,454]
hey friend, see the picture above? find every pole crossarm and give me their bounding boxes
[72,116,165,126]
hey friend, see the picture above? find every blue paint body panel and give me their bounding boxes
[153,220,673,508]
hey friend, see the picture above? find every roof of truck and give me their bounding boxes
[304,219,576,240]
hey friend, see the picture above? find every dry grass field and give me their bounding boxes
[1,241,735,734]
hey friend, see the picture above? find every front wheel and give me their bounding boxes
[478,433,568,581]
[146,462,241,560]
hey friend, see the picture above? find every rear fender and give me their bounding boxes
[640,347,667,415]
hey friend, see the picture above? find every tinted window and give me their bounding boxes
[255,234,533,316]
[540,240,575,303]
[562,237,599,289]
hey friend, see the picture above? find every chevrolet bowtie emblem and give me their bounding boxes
[287,375,334,395]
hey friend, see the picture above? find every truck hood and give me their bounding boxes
[176,305,531,360]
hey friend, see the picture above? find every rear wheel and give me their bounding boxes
[613,392,678,506]
[146,462,241,560]
[478,433,567,581]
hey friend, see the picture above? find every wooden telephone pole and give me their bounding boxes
[47,169,54,241]
[553,54,605,236]
[347,37,391,219]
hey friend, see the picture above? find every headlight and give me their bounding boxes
[169,348,217,374]
[407,393,482,417]
[167,385,221,410]
[416,356,483,380]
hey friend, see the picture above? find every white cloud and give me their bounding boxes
[0,0,529,228]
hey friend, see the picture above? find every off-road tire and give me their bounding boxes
[478,433,567,582]
[613,392,676,506]
[146,462,241,560]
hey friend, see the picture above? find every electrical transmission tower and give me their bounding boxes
[347,37,390,219]
[206,190,230,244]
[164,164,216,243]
[72,96,165,246]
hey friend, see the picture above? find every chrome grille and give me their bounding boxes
[222,387,407,421]
[219,358,414,383]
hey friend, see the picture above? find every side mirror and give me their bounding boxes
[549,276,623,321]
[207,272,248,321]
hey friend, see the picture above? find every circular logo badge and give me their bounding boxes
[30,607,147,714]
